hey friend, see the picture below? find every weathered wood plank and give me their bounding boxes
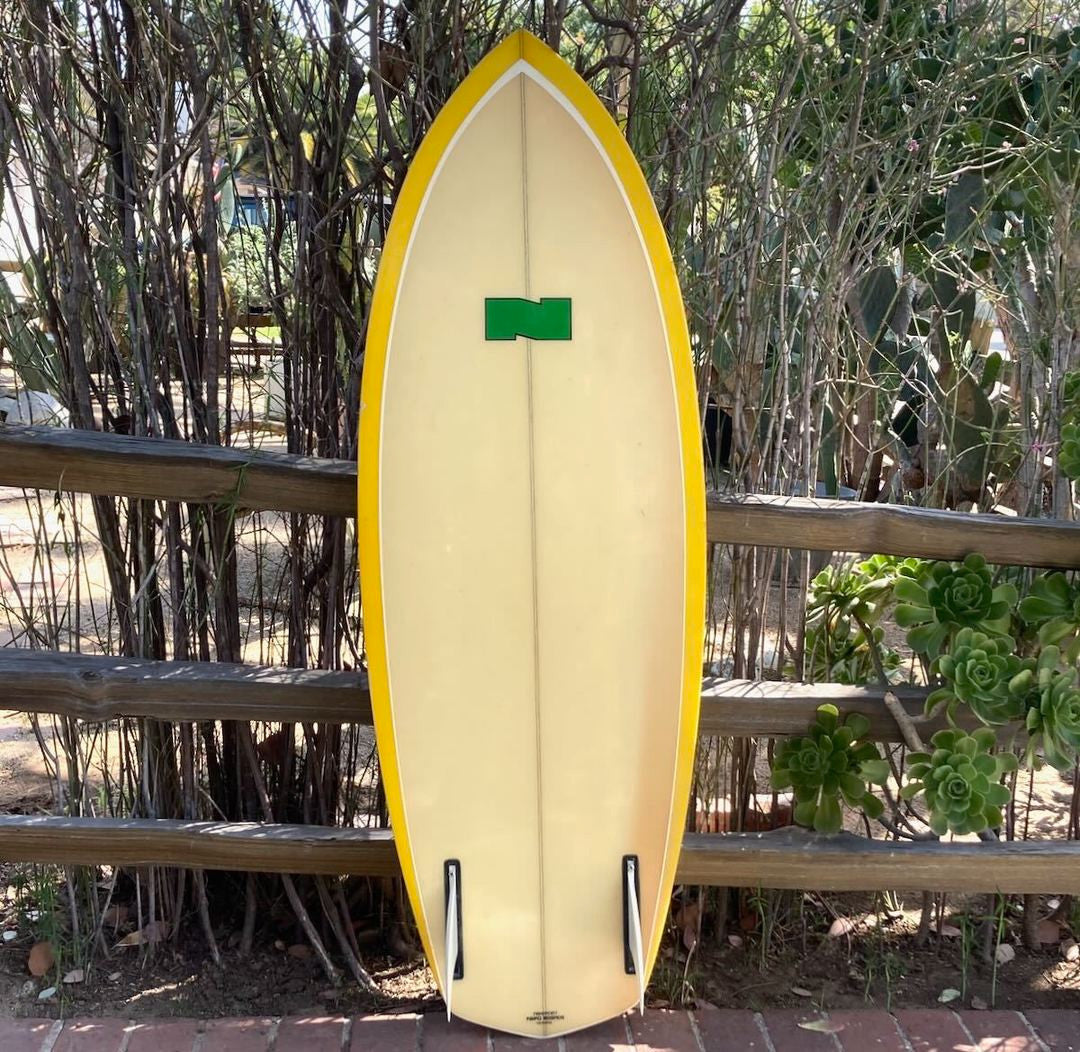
[0,817,1075,893]
[0,650,368,724]
[0,816,398,875]
[698,678,960,739]
[0,425,355,517]
[1,426,1078,567]
[677,830,1080,893]
[709,494,1080,569]
[0,650,947,740]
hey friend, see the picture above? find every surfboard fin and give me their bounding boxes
[444,859,463,1020]
[623,854,645,1014]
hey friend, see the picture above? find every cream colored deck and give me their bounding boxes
[359,32,704,1039]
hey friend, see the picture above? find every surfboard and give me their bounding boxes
[357,29,705,1039]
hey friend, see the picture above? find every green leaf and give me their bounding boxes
[771,770,793,790]
[846,713,870,740]
[910,621,950,659]
[894,603,928,627]
[861,793,884,820]
[814,794,843,834]
[894,578,929,604]
[839,772,865,801]
[859,759,890,784]
[816,704,840,733]
[856,267,900,346]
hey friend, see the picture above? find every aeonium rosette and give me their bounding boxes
[926,628,1029,727]
[770,704,888,835]
[1010,646,1080,771]
[1019,572,1080,664]
[894,554,1016,659]
[901,728,1017,836]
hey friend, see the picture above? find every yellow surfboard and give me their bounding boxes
[358,30,705,1039]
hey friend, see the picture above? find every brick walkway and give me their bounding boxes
[2,1008,1079,1050]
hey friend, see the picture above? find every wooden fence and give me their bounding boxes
[1,423,1079,895]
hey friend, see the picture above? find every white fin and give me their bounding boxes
[626,858,645,1014]
[445,863,459,1021]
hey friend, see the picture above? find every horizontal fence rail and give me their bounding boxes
[1,425,1079,566]
[676,830,1080,893]
[0,424,356,517]
[0,649,960,741]
[0,650,371,725]
[0,817,399,876]
[707,494,1080,569]
[0,817,1077,894]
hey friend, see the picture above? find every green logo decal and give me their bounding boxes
[484,297,572,341]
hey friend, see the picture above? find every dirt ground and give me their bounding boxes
[1,850,1079,1020]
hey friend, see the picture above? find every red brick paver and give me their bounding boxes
[0,1018,56,1052]
[276,1015,347,1051]
[349,1013,420,1052]
[895,1007,973,1052]
[5,1007,1080,1051]
[829,1009,907,1051]
[1025,1010,1080,1051]
[200,1016,275,1052]
[124,1019,201,1052]
[957,1010,1044,1051]
[630,1009,699,1050]
[759,1008,841,1052]
[490,1037,545,1050]
[692,1007,767,1050]
[52,1018,128,1052]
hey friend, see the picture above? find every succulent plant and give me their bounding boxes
[807,555,923,620]
[893,554,1017,659]
[925,628,1029,727]
[1019,572,1080,664]
[805,618,902,686]
[1011,646,1080,771]
[901,728,1016,836]
[770,704,889,834]
[802,555,923,685]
